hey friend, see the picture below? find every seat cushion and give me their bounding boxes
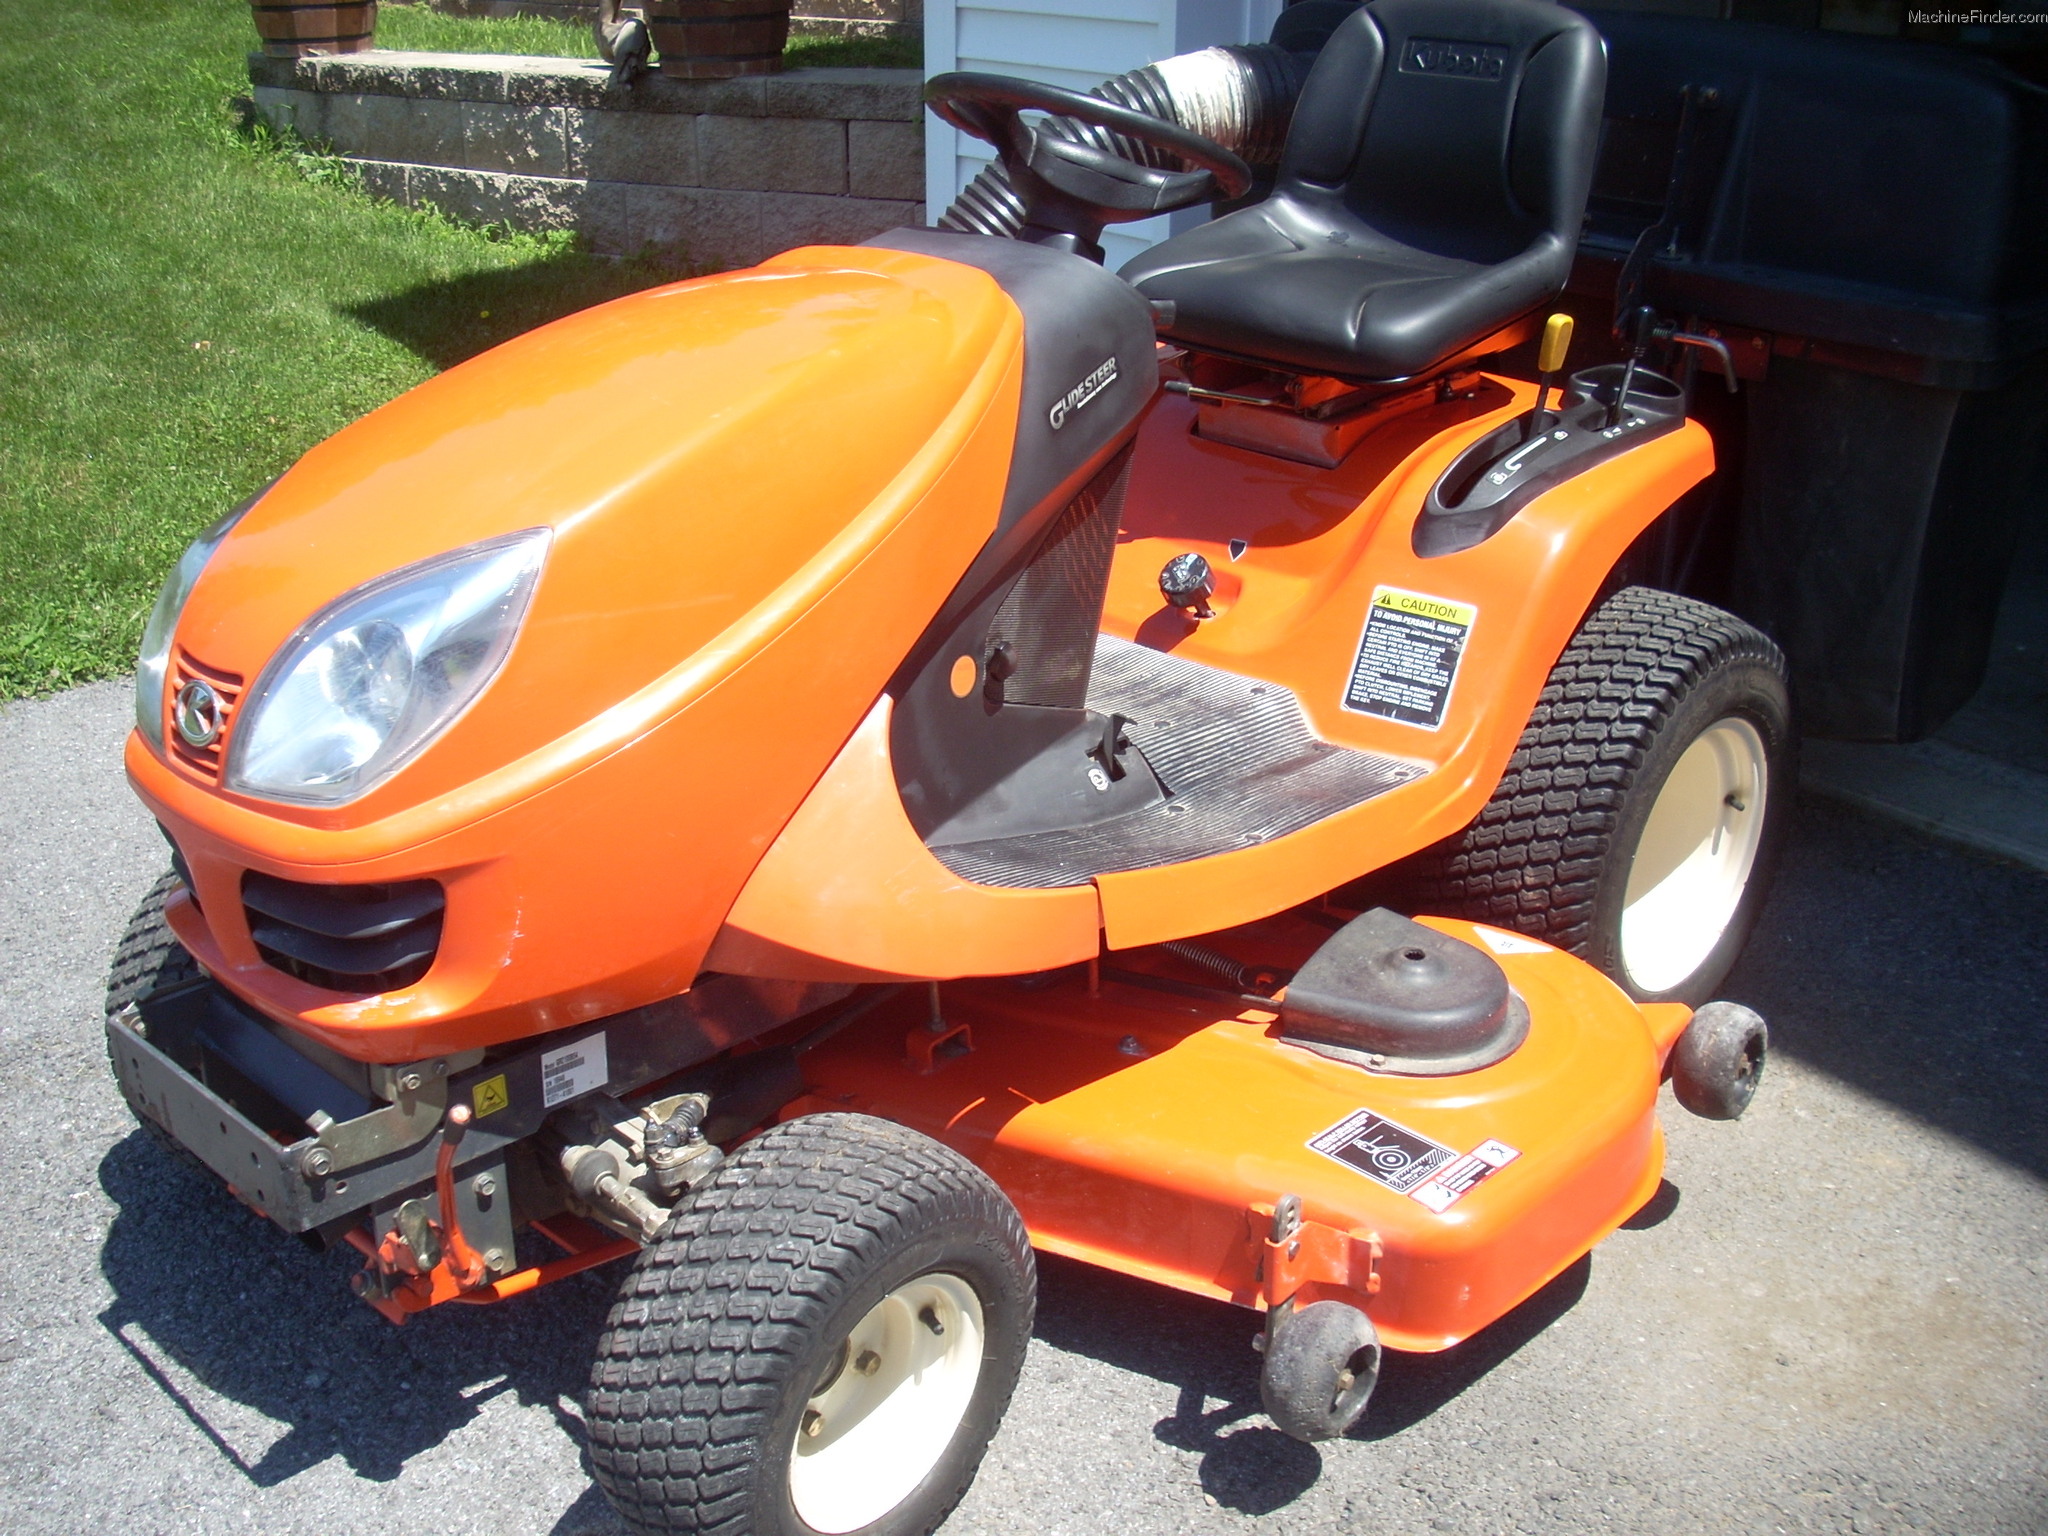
[1123,201,1569,380]
[1119,0,1604,382]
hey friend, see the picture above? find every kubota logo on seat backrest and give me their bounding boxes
[1049,356,1119,430]
[1402,38,1508,79]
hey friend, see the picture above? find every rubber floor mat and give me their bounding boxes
[930,635,1427,887]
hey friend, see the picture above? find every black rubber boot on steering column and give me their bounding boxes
[937,44,1312,242]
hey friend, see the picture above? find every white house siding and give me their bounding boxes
[924,0,1282,270]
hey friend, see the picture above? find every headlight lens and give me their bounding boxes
[225,528,549,805]
[135,505,250,749]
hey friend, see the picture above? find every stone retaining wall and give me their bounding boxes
[248,51,924,268]
[426,0,922,40]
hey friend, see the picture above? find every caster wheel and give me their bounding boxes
[1671,999,1768,1120]
[586,1112,1035,1536]
[1259,1299,1380,1442]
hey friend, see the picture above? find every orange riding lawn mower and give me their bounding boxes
[108,1,1856,1530]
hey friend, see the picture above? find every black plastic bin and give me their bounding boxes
[1572,11,2048,740]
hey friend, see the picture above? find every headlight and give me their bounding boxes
[225,529,549,806]
[135,504,251,749]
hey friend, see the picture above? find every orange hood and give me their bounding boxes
[169,246,1022,826]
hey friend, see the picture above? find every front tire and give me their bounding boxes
[106,870,202,1018]
[105,871,209,1171]
[1412,587,1794,1005]
[587,1112,1035,1536]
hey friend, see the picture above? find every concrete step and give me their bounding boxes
[1803,736,2048,875]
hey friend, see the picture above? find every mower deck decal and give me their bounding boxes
[1309,1109,1457,1193]
[1309,1110,1520,1211]
[540,1031,609,1108]
[1475,925,1551,955]
[1410,1138,1521,1212]
[1343,586,1476,729]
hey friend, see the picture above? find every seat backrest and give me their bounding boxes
[1278,0,1605,267]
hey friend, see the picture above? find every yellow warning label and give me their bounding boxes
[1372,588,1478,626]
[472,1074,510,1119]
[1345,585,1477,729]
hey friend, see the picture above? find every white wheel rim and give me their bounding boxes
[1619,716,1769,995]
[787,1272,985,1535]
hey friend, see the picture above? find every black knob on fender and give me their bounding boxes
[1160,552,1215,617]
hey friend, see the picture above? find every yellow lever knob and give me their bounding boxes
[1538,313,1574,375]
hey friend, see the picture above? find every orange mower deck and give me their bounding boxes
[792,916,1690,1353]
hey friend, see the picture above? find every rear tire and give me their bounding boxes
[1408,587,1793,1005]
[586,1112,1035,1536]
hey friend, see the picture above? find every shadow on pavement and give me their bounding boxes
[1031,1249,1591,1515]
[1618,1178,1681,1230]
[551,1483,633,1536]
[1727,794,2048,1180]
[1355,1257,1589,1441]
[94,1131,620,1491]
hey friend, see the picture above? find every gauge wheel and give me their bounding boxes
[1670,1000,1769,1120]
[1260,1299,1381,1442]
[1411,586,1794,1005]
[586,1112,1035,1536]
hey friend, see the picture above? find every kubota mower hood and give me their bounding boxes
[130,234,1162,1053]
[163,246,1027,821]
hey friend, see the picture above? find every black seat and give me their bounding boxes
[1119,0,1605,383]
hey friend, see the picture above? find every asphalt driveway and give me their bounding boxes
[2,680,2042,1534]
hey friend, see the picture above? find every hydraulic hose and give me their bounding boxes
[937,44,1313,243]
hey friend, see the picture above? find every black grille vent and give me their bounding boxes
[984,445,1132,709]
[242,873,444,995]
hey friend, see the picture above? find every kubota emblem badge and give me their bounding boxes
[174,679,222,748]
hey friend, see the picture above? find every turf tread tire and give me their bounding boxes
[104,872,209,1171]
[106,870,203,1020]
[587,1112,1034,1536]
[1406,586,1792,1002]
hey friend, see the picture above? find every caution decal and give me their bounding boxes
[1343,586,1476,730]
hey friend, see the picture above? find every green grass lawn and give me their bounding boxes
[377,2,600,57]
[0,1,762,699]
[374,4,922,68]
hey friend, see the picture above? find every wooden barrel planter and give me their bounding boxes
[249,1,378,58]
[646,0,791,79]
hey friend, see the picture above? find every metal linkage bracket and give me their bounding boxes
[1249,1194,1381,1312]
[905,983,974,1074]
[304,1071,457,1179]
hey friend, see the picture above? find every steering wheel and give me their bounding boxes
[926,72,1254,260]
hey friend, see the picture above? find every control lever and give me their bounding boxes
[1089,712,1132,782]
[1606,305,1660,430]
[1525,313,1574,442]
[1665,331,1740,393]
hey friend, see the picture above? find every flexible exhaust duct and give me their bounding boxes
[937,44,1313,244]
